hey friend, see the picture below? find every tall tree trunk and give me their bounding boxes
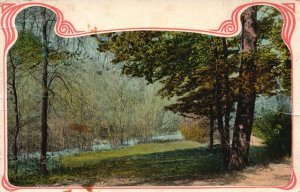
[212,37,230,167]
[10,6,27,173]
[209,104,214,150]
[40,8,49,176]
[222,38,230,145]
[229,7,257,169]
[9,51,20,175]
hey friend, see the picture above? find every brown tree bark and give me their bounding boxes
[211,37,230,167]
[222,38,231,145]
[229,7,257,169]
[40,7,50,176]
[209,104,214,150]
[9,9,28,175]
[9,51,20,175]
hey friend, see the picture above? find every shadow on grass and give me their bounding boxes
[9,145,290,187]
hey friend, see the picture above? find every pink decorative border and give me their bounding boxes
[0,1,296,191]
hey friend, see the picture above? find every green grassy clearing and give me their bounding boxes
[9,140,277,186]
[61,140,201,167]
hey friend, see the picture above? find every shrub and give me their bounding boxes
[179,118,209,143]
[252,103,291,157]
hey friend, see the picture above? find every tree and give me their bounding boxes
[8,51,20,175]
[8,7,92,176]
[96,32,243,168]
[165,36,239,160]
[39,7,50,175]
[229,7,257,168]
[95,32,228,147]
[93,69,179,146]
[8,29,43,174]
[94,5,290,170]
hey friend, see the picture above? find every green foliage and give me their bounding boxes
[97,32,241,120]
[165,36,239,119]
[8,154,63,179]
[252,101,291,157]
[97,31,212,85]
[95,6,291,120]
[256,6,291,95]
[10,31,43,67]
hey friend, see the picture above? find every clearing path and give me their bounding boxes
[189,160,291,186]
[86,159,291,186]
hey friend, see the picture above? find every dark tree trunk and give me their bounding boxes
[40,8,49,176]
[212,37,230,167]
[12,9,27,172]
[9,51,20,175]
[229,7,257,169]
[209,104,214,150]
[12,7,27,171]
[222,38,230,145]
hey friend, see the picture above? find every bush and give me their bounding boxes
[179,118,209,143]
[252,103,291,157]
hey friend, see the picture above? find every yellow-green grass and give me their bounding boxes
[61,140,201,168]
[9,140,274,186]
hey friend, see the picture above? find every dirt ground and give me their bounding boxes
[81,160,291,187]
[181,136,291,186]
[189,160,291,186]
[198,135,291,187]
[183,136,291,186]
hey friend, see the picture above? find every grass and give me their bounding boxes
[8,140,280,186]
[61,140,201,167]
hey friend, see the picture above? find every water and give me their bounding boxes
[152,132,183,141]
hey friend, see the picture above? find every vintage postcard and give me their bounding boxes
[0,0,299,191]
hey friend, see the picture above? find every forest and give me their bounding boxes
[7,5,291,186]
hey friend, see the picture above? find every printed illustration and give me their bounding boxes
[0,2,295,190]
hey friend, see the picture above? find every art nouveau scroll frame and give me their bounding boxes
[0,1,297,191]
